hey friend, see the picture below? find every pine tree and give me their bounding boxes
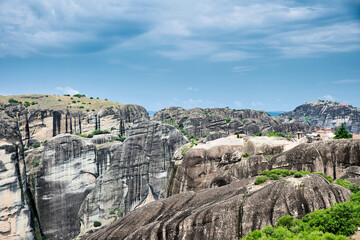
[334,123,352,139]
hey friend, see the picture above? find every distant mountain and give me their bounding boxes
[281,100,360,134]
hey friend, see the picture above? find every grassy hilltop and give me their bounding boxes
[0,94,127,112]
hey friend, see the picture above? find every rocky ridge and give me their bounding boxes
[281,100,360,134]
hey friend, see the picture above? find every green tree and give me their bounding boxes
[334,124,352,139]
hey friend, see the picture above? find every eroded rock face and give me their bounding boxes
[78,120,188,233]
[2,104,148,143]
[166,136,301,196]
[271,139,360,179]
[0,143,34,240]
[153,107,280,139]
[28,134,97,240]
[281,101,360,134]
[83,175,351,240]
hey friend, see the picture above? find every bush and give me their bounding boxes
[269,174,280,180]
[79,106,84,109]
[109,210,115,215]
[254,176,268,185]
[8,98,20,104]
[63,94,70,96]
[93,221,102,227]
[266,132,283,137]
[336,179,360,193]
[90,97,93,99]
[72,101,76,103]
[236,133,240,138]
[253,132,262,136]
[190,139,198,148]
[73,94,86,98]
[276,216,295,229]
[24,101,30,107]
[314,173,333,183]
[244,191,360,239]
[224,117,231,123]
[294,172,303,178]
[181,146,189,155]
[32,159,40,168]
[117,209,123,217]
[117,135,126,142]
[33,143,41,148]
[45,95,48,97]
[242,153,250,158]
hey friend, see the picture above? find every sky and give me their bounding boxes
[0,0,359,111]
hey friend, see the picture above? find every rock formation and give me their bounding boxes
[281,101,360,134]
[153,107,280,138]
[25,120,188,239]
[83,174,351,240]
[0,113,36,239]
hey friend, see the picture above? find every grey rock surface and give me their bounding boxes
[281,101,360,134]
[78,120,188,233]
[83,175,351,240]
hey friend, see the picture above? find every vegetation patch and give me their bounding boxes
[254,176,268,185]
[244,191,360,239]
[225,116,231,123]
[242,153,250,158]
[93,221,102,227]
[254,169,334,185]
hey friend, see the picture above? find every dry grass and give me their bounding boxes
[0,94,126,112]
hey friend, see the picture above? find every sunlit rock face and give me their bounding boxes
[0,143,34,240]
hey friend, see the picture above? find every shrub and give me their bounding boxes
[93,221,102,227]
[266,132,282,137]
[33,143,41,148]
[254,176,268,185]
[190,139,198,148]
[269,174,280,180]
[88,102,91,104]
[313,173,333,183]
[79,106,84,109]
[72,101,76,103]
[63,94,70,96]
[334,123,352,139]
[276,216,295,229]
[117,135,126,142]
[336,179,360,193]
[92,109,95,111]
[86,109,89,112]
[24,101,30,107]
[45,95,48,97]
[8,98,20,104]
[77,100,80,102]
[32,159,40,167]
[73,94,86,98]
[117,209,123,217]
[181,146,189,155]
[225,117,231,123]
[350,191,360,202]
[82,102,86,104]
[242,153,250,158]
[253,132,262,136]
[109,210,115,215]
[294,172,303,178]
[58,99,61,101]
[90,97,93,99]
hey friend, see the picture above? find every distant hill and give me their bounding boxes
[281,100,360,134]
[0,94,126,112]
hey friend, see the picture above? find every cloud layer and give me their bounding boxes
[1,0,359,60]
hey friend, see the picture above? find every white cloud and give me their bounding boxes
[0,0,358,59]
[57,87,80,95]
[333,79,360,84]
[323,94,335,101]
[210,51,255,62]
[234,101,242,107]
[187,87,199,92]
[232,66,256,72]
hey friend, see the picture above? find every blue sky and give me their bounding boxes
[0,0,359,111]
